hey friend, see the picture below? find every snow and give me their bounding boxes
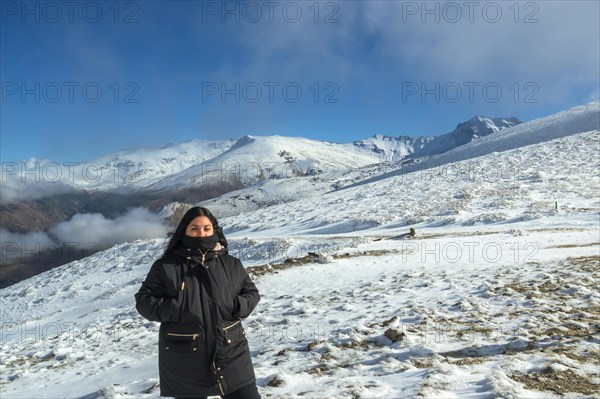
[143,134,383,191]
[1,102,599,398]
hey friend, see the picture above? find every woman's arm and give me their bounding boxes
[134,260,180,322]
[231,259,260,319]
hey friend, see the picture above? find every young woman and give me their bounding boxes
[135,206,261,399]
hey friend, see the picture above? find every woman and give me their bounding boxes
[135,206,261,399]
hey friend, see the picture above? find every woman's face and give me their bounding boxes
[185,216,214,237]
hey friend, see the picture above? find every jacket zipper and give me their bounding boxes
[213,360,225,395]
[166,332,200,340]
[200,249,210,267]
[223,320,241,333]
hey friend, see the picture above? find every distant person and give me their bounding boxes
[135,206,261,399]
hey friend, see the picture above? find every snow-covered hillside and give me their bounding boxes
[81,139,238,190]
[111,115,520,191]
[1,102,598,398]
[143,135,382,192]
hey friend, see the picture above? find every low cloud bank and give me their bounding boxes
[1,207,168,262]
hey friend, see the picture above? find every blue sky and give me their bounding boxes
[1,0,599,163]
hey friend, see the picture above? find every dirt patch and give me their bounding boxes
[335,339,374,351]
[247,249,397,278]
[541,344,599,363]
[543,323,596,339]
[266,376,285,387]
[449,357,489,366]
[305,364,333,375]
[511,367,599,396]
[529,227,593,233]
[443,346,491,365]
[546,241,600,249]
[411,357,434,368]
[335,249,396,258]
[562,255,600,274]
[247,253,322,277]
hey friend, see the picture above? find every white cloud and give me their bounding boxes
[1,207,168,262]
[359,1,599,84]
[49,207,169,249]
[200,1,599,102]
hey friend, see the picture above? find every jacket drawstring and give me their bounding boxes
[178,258,190,321]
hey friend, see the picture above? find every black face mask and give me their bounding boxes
[181,234,219,251]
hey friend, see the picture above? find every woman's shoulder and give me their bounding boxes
[219,251,239,261]
[218,252,242,266]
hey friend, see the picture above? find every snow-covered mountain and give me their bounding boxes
[1,101,598,398]
[141,134,382,192]
[81,139,238,190]
[350,116,521,162]
[2,115,520,203]
[350,134,432,161]
[344,101,599,191]
[414,116,521,157]
[0,140,237,206]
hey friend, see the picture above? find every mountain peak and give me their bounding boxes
[454,115,521,137]
[467,115,487,123]
[229,134,257,150]
[238,134,256,143]
[459,115,522,130]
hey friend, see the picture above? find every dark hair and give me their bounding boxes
[163,206,228,257]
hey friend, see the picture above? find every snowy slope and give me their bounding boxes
[1,135,380,205]
[142,135,382,192]
[347,101,599,190]
[196,154,404,219]
[1,104,599,399]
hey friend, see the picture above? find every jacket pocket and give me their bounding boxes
[222,320,243,342]
[164,332,201,353]
[217,319,247,363]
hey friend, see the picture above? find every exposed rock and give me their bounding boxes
[384,328,405,342]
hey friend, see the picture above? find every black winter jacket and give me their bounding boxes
[135,242,260,397]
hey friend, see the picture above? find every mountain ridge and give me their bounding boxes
[350,115,521,161]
